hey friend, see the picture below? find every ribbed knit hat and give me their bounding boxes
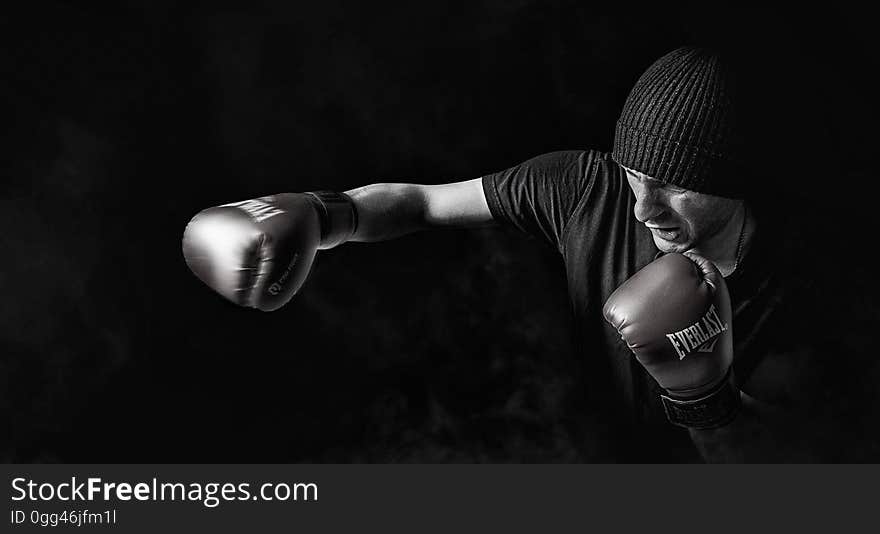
[612,47,750,198]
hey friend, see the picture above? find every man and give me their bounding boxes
[182,47,854,462]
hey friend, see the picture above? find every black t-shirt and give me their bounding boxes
[481,150,798,461]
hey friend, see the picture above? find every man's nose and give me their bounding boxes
[632,184,665,223]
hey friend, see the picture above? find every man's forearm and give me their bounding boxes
[689,393,823,462]
[344,183,428,242]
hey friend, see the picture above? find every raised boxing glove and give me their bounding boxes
[182,191,357,312]
[602,252,739,428]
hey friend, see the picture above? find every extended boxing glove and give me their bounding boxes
[602,252,739,428]
[182,191,357,311]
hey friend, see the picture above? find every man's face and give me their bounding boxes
[623,166,741,254]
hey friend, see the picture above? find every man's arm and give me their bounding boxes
[689,348,831,463]
[182,178,496,310]
[344,178,495,242]
[689,394,816,463]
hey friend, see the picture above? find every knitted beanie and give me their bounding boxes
[612,47,750,198]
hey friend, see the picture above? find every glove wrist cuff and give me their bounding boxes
[660,369,741,430]
[306,191,359,249]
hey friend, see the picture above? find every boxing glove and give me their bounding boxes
[603,253,738,427]
[182,191,357,311]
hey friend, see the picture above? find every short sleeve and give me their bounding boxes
[481,150,600,250]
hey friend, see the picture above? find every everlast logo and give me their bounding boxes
[268,253,299,296]
[665,304,728,360]
[225,198,284,223]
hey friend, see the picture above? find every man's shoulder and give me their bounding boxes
[479,148,629,247]
[526,149,626,193]
[510,149,615,174]
[483,148,629,212]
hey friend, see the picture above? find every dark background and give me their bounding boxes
[2,1,876,462]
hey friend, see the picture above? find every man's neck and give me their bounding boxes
[692,203,757,278]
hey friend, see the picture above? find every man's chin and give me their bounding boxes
[651,235,690,254]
